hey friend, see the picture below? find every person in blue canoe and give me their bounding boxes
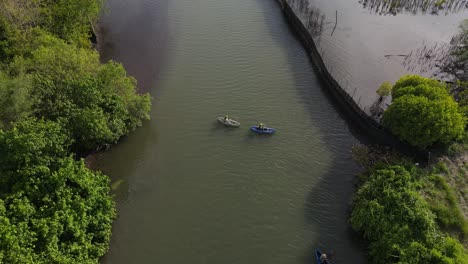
[257,123,264,129]
[320,253,329,264]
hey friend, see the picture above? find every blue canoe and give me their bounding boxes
[250,126,276,134]
[315,249,329,264]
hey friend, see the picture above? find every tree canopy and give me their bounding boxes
[0,0,151,262]
[18,34,151,151]
[382,75,466,148]
[0,0,103,45]
[0,119,115,264]
[0,72,32,129]
[0,11,151,151]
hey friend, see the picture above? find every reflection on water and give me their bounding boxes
[359,0,468,15]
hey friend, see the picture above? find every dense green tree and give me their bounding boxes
[0,72,33,128]
[0,0,150,262]
[39,0,103,45]
[1,0,102,46]
[350,165,468,264]
[14,35,151,151]
[391,74,450,102]
[392,75,447,96]
[0,119,115,264]
[383,95,465,148]
[383,75,466,148]
[0,0,41,30]
[0,15,16,63]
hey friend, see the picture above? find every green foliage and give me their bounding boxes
[0,119,69,176]
[39,0,103,45]
[0,119,115,263]
[0,0,150,261]
[393,83,451,101]
[433,161,450,174]
[0,71,32,128]
[351,165,468,264]
[1,0,103,46]
[376,81,392,97]
[383,75,466,148]
[0,15,17,63]
[392,75,446,97]
[17,35,151,151]
[423,175,468,237]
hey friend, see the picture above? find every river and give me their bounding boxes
[97,0,366,263]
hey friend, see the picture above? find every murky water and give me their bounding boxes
[97,0,366,263]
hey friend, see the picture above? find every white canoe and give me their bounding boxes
[217,117,240,127]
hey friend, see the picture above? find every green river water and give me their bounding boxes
[97,0,366,263]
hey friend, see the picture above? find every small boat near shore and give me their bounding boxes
[217,116,240,127]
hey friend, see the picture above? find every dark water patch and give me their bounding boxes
[98,0,170,93]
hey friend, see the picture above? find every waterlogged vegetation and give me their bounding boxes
[0,0,150,263]
[359,0,468,15]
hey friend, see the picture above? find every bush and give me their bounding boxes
[383,75,466,148]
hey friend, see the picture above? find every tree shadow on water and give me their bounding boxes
[95,0,171,202]
[98,0,171,95]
